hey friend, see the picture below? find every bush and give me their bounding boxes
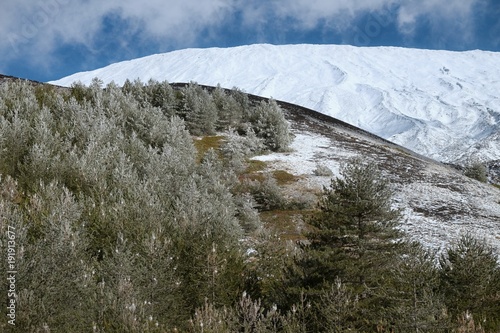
[221,129,265,159]
[234,193,262,233]
[313,163,333,177]
[240,174,287,211]
[464,161,488,183]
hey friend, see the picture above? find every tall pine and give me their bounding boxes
[285,159,403,331]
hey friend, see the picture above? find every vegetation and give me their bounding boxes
[464,161,488,183]
[312,163,333,176]
[0,79,499,332]
[280,160,405,331]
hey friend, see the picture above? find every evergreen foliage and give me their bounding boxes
[0,80,268,332]
[439,234,500,331]
[386,242,449,332]
[282,159,404,331]
[250,99,293,151]
[305,159,402,288]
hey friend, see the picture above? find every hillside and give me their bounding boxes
[1,77,499,332]
[50,44,500,164]
[226,85,500,252]
[3,73,499,251]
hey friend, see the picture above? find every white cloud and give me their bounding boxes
[396,0,478,38]
[1,0,234,62]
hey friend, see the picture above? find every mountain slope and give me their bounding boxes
[3,73,499,253]
[50,44,500,163]
[241,89,500,252]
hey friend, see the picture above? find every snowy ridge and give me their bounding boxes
[51,44,500,163]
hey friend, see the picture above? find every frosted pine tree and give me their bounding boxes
[250,99,292,151]
[183,83,218,135]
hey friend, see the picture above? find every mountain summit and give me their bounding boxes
[50,44,500,163]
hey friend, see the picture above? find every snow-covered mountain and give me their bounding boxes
[50,44,500,163]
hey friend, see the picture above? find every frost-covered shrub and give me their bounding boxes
[234,193,262,233]
[222,128,265,157]
[0,82,38,177]
[220,129,266,173]
[240,174,287,211]
[464,161,488,183]
[313,163,334,177]
[285,191,317,210]
[0,110,32,177]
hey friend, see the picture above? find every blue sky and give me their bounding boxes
[2,0,499,82]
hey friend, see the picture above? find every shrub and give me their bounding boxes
[464,161,488,183]
[240,174,287,211]
[233,193,262,233]
[313,163,333,177]
[220,129,265,159]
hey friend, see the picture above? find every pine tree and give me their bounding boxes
[439,234,500,331]
[183,83,218,135]
[250,99,292,151]
[386,242,449,333]
[285,158,403,331]
[211,84,244,131]
[307,159,401,288]
[140,79,177,117]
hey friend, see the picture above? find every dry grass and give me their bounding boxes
[245,159,268,173]
[259,209,313,241]
[272,170,300,185]
[238,160,268,183]
[193,136,225,162]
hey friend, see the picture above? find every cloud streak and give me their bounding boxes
[2,1,234,59]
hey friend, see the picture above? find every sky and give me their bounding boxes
[1,0,499,82]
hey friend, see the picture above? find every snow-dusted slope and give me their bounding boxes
[50,44,500,163]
